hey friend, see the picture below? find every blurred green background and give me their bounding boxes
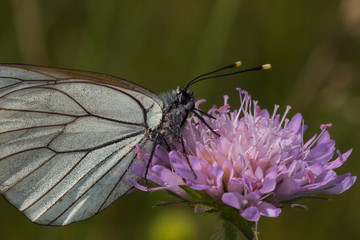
[0,0,359,239]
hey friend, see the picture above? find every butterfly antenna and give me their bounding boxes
[185,61,242,89]
[186,62,271,88]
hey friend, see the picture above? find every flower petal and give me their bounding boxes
[321,174,356,194]
[260,167,277,194]
[132,164,146,178]
[257,201,281,218]
[276,178,300,200]
[222,192,243,209]
[241,206,260,222]
[286,113,303,133]
[326,149,352,170]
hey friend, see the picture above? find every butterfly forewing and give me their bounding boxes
[0,64,163,225]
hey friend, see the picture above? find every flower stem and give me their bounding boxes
[223,220,240,240]
[219,207,258,240]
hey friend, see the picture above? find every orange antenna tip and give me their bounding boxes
[234,61,242,67]
[262,64,271,70]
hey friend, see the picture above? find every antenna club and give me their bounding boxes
[234,61,242,68]
[262,64,271,70]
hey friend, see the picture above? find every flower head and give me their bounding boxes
[129,88,356,222]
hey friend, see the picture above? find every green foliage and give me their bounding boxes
[0,0,359,239]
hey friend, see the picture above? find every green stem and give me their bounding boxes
[223,220,240,240]
[219,208,258,240]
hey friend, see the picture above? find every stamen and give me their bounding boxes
[218,104,230,113]
[245,145,254,154]
[300,119,305,150]
[279,105,292,129]
[135,144,143,160]
[234,91,247,124]
[306,170,315,184]
[248,98,253,117]
[283,118,290,129]
[223,95,229,105]
[320,123,332,130]
[244,94,250,113]
[253,151,259,160]
[253,100,258,117]
[259,192,274,201]
[238,135,243,145]
[239,154,246,169]
[227,146,233,160]
[271,105,280,120]
[336,150,344,162]
[306,123,332,151]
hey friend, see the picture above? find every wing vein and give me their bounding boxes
[21,152,90,212]
[0,108,85,118]
[49,130,146,153]
[50,82,150,127]
[97,151,139,213]
[0,82,22,90]
[33,86,90,114]
[0,147,55,162]
[1,107,144,126]
[46,138,143,224]
[12,66,57,80]
[0,123,73,135]
[96,135,152,214]
[2,150,57,192]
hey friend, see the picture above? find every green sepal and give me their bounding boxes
[216,205,257,240]
[180,185,213,202]
[159,189,258,239]
[279,194,330,210]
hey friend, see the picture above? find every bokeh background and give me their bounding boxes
[0,0,359,239]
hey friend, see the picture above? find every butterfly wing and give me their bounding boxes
[0,64,163,225]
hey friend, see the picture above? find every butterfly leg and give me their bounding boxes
[192,110,220,136]
[158,134,172,152]
[179,132,198,180]
[144,134,159,188]
[193,107,216,119]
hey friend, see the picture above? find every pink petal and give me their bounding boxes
[258,201,281,218]
[276,178,300,200]
[127,178,167,192]
[287,113,303,133]
[321,174,356,194]
[222,192,243,209]
[260,167,277,194]
[241,206,260,222]
[132,164,146,177]
[227,178,244,192]
[326,149,352,170]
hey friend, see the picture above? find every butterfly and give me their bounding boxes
[0,62,269,226]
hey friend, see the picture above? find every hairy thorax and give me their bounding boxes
[156,87,195,149]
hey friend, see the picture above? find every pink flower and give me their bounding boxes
[129,88,356,222]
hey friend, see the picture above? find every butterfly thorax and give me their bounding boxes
[157,87,195,148]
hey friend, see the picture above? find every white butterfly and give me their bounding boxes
[0,62,266,226]
[0,64,166,225]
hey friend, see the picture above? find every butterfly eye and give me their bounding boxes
[180,93,189,104]
[179,89,192,105]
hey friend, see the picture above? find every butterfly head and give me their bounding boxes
[177,87,195,111]
[160,87,194,111]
